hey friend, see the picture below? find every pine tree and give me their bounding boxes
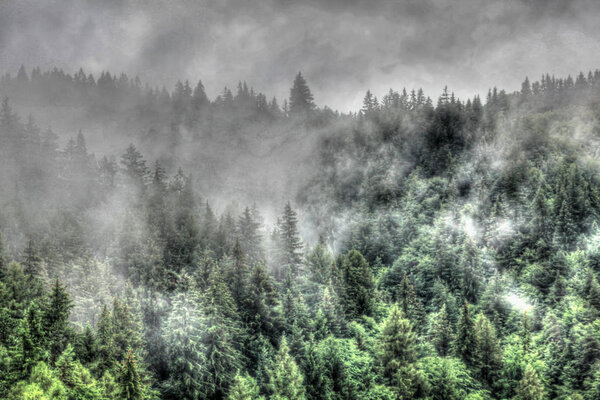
[121,144,149,188]
[200,270,243,399]
[342,250,375,319]
[397,273,424,326]
[163,291,205,399]
[227,372,264,400]
[379,304,425,399]
[0,96,19,135]
[361,90,379,116]
[430,304,453,356]
[112,294,145,358]
[44,279,73,363]
[56,344,103,399]
[555,199,577,248]
[238,207,263,265]
[191,80,209,113]
[23,239,43,278]
[515,364,544,400]
[247,264,280,340]
[315,282,342,338]
[586,363,600,400]
[277,202,303,277]
[270,336,306,400]
[379,304,417,381]
[96,305,116,374]
[289,72,315,117]
[118,349,143,400]
[229,239,249,309]
[459,238,482,303]
[17,302,47,375]
[587,274,600,310]
[200,202,217,251]
[305,237,333,285]
[454,301,476,366]
[473,313,503,387]
[164,172,200,281]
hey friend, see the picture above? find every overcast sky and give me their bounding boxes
[1,0,600,111]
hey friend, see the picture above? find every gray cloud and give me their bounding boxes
[1,0,600,110]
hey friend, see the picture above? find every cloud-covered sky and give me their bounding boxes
[1,0,600,111]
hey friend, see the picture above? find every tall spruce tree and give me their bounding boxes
[227,372,264,400]
[342,250,375,319]
[163,292,206,399]
[454,301,476,366]
[277,202,303,277]
[118,349,144,400]
[44,279,73,363]
[473,313,503,387]
[430,304,453,356]
[269,336,306,400]
[289,72,315,117]
[514,364,544,400]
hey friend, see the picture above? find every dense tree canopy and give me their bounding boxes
[0,65,599,398]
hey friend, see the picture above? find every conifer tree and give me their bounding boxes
[44,279,73,363]
[305,236,333,285]
[342,250,375,319]
[248,264,280,339]
[200,270,243,399]
[289,72,315,117]
[23,239,43,278]
[459,238,482,302]
[515,364,544,400]
[96,305,116,374]
[17,302,47,375]
[121,144,149,188]
[163,291,205,399]
[270,336,306,400]
[430,303,453,356]
[316,282,342,338]
[277,202,303,277]
[228,240,249,308]
[379,304,416,381]
[397,273,424,326]
[378,304,424,399]
[112,286,145,358]
[238,206,263,265]
[454,301,476,366]
[473,313,503,387]
[227,372,264,400]
[362,90,379,116]
[587,274,600,310]
[118,349,143,400]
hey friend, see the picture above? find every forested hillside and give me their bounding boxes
[1,66,600,399]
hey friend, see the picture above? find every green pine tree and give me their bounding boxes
[163,291,205,399]
[227,372,264,400]
[473,313,503,387]
[118,349,144,400]
[514,364,544,400]
[44,279,73,363]
[342,250,375,319]
[430,303,454,356]
[269,336,305,400]
[454,301,476,366]
[378,304,417,382]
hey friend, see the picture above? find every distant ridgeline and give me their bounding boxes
[1,65,600,399]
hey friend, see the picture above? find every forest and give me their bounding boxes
[0,65,600,400]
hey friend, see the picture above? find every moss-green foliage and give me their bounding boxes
[1,67,600,399]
